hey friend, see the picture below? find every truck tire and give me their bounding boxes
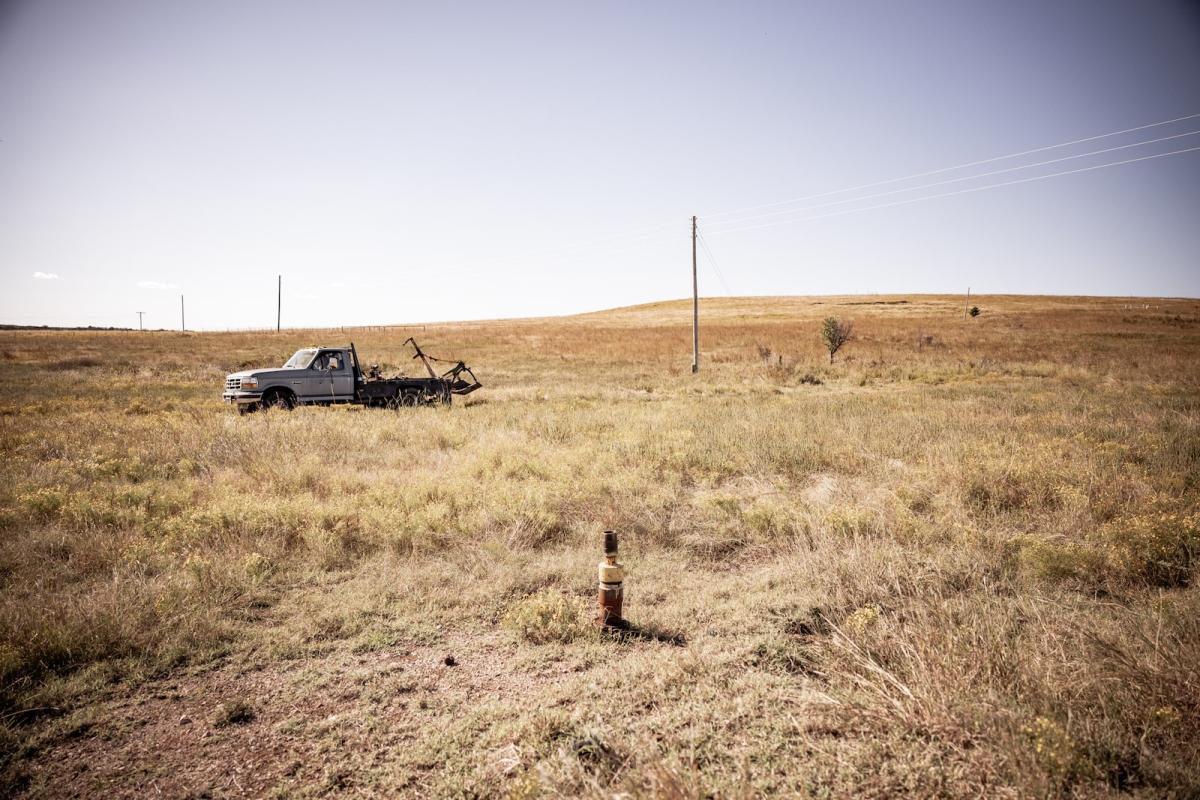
[262,389,296,411]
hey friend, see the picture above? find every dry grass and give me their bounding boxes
[1,293,1198,797]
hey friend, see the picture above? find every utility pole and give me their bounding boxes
[180,295,185,331]
[137,311,144,331]
[276,275,281,332]
[691,215,699,374]
[964,286,971,317]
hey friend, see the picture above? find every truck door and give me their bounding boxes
[328,350,354,399]
[304,352,334,400]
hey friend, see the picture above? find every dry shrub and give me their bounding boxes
[1009,535,1106,585]
[1101,510,1200,588]
[502,591,591,644]
[963,460,1064,514]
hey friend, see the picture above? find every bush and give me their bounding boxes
[1022,716,1079,785]
[821,317,854,364]
[1101,511,1200,587]
[1010,535,1105,585]
[502,591,591,644]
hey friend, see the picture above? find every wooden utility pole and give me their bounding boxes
[180,295,185,331]
[137,311,144,331]
[964,287,971,316]
[691,215,699,373]
[276,275,281,332]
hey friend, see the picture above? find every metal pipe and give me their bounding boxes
[597,530,625,628]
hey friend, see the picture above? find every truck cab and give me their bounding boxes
[223,346,360,411]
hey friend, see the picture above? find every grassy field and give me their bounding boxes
[1,294,1198,798]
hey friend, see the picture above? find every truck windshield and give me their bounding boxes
[283,349,318,369]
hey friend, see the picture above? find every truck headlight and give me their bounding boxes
[241,377,258,389]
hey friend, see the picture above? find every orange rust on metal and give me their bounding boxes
[598,583,623,626]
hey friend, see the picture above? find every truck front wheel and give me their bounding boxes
[261,390,296,411]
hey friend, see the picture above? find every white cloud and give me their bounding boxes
[136,280,179,290]
[32,272,60,280]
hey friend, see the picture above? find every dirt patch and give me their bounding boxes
[16,630,567,798]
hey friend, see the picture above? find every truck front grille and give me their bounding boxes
[225,377,242,391]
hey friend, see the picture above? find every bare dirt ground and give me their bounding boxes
[23,631,559,798]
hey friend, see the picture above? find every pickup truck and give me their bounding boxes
[223,338,480,413]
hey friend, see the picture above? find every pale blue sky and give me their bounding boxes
[2,0,1199,329]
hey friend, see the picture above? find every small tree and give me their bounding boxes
[821,317,853,364]
[969,306,981,317]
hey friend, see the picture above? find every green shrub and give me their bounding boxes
[1010,535,1105,584]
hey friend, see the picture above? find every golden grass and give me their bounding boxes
[1,293,1198,797]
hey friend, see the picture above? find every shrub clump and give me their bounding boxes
[502,591,591,644]
[1022,716,1079,785]
[242,551,275,584]
[1010,535,1105,585]
[1101,511,1200,587]
[844,604,881,635]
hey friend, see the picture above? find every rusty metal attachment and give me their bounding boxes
[403,337,482,396]
[597,530,626,628]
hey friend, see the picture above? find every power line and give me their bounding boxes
[697,232,730,294]
[481,113,1200,275]
[702,128,1200,232]
[700,111,1200,221]
[469,114,1200,279]
[703,144,1200,238]
[696,229,732,295]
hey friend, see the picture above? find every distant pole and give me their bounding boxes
[180,295,185,331]
[964,287,971,316]
[691,215,699,374]
[276,275,281,332]
[137,311,144,331]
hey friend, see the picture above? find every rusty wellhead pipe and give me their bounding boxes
[597,530,626,628]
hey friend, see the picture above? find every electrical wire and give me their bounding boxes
[696,229,732,295]
[700,112,1200,221]
[703,144,1200,238]
[701,128,1200,232]
[483,113,1200,274]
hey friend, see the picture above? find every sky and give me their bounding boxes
[2,0,1199,330]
